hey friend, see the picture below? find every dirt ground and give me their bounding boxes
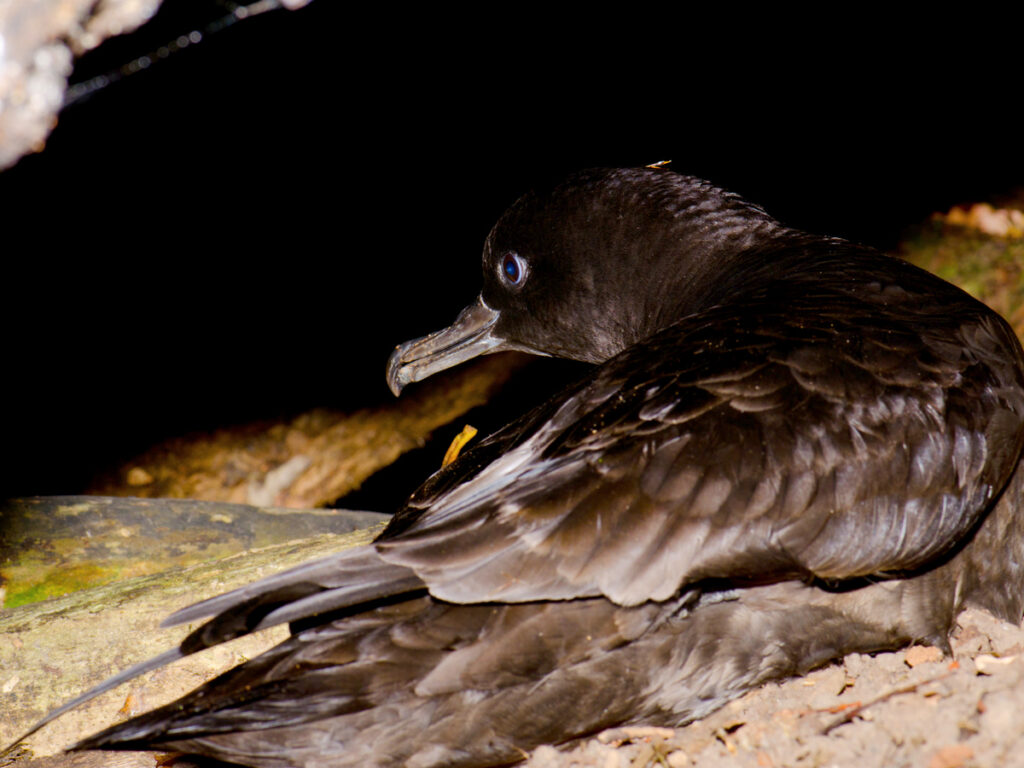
[522,608,1024,768]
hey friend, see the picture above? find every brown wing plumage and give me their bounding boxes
[378,286,1024,606]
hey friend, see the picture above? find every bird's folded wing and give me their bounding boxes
[377,291,1024,606]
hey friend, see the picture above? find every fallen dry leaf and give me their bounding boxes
[928,743,973,768]
[906,645,944,667]
[944,204,1024,238]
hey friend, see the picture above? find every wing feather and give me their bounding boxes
[377,289,1024,606]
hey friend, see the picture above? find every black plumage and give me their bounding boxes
[26,168,1024,766]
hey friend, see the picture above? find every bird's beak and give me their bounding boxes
[386,297,507,396]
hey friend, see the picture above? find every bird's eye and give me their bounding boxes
[501,252,526,285]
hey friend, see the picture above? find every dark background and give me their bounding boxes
[2,2,1021,499]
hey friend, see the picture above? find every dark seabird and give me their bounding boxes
[21,168,1024,766]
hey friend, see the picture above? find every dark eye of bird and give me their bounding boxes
[501,252,525,285]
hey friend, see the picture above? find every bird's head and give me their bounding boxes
[386,167,784,396]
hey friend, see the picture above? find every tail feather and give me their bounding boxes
[165,546,421,633]
[6,648,183,749]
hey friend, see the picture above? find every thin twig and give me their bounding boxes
[821,669,954,734]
